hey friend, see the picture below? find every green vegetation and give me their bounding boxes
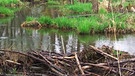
[65,3,92,13]
[47,0,60,5]
[0,0,19,6]
[23,0,135,35]
[38,16,53,25]
[0,7,13,16]
[54,17,75,29]
[26,16,37,22]
[0,0,22,17]
[25,12,135,34]
[0,17,13,24]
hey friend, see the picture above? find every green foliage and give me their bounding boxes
[99,8,108,14]
[99,22,108,31]
[0,0,19,6]
[77,20,91,34]
[47,0,60,5]
[10,68,17,74]
[55,17,73,28]
[0,6,13,15]
[106,13,129,29]
[113,50,122,56]
[38,16,53,25]
[0,0,22,17]
[25,11,135,34]
[76,17,95,34]
[26,16,36,22]
[65,3,92,13]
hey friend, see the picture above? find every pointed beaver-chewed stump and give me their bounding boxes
[21,20,42,29]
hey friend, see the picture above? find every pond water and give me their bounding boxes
[0,5,135,55]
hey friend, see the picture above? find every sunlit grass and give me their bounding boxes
[54,17,74,29]
[26,16,36,22]
[25,11,135,34]
[47,0,60,5]
[38,16,53,25]
[77,20,91,34]
[65,3,92,13]
[0,0,20,6]
[0,0,22,17]
[0,6,13,15]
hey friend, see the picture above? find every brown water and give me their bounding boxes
[0,5,135,55]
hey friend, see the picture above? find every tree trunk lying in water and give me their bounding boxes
[0,45,135,76]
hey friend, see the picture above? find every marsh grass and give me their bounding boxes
[0,7,13,15]
[77,19,91,34]
[0,0,22,17]
[38,16,53,25]
[65,3,92,13]
[26,16,37,22]
[0,0,20,6]
[54,17,74,29]
[99,8,108,14]
[47,0,60,5]
[25,10,135,34]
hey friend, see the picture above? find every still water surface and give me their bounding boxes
[0,5,135,55]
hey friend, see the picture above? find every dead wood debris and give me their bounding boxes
[0,45,135,76]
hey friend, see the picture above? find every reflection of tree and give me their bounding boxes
[54,34,61,53]
[50,33,55,52]
[38,34,43,49]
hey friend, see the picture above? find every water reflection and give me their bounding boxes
[0,5,135,55]
[95,34,135,55]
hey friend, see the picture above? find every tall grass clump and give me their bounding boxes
[26,16,37,22]
[0,6,13,15]
[77,18,92,34]
[99,8,108,14]
[38,16,53,25]
[47,0,60,5]
[105,13,128,29]
[0,0,19,6]
[65,3,92,13]
[55,17,74,29]
[0,0,22,17]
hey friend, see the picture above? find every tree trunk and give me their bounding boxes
[91,0,98,13]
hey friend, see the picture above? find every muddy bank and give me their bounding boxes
[0,45,135,76]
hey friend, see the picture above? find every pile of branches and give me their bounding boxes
[0,45,135,76]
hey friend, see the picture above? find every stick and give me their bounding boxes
[89,45,118,60]
[110,58,135,65]
[75,52,85,75]
[5,60,21,65]
[0,49,28,56]
[61,36,66,54]
[39,53,65,76]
